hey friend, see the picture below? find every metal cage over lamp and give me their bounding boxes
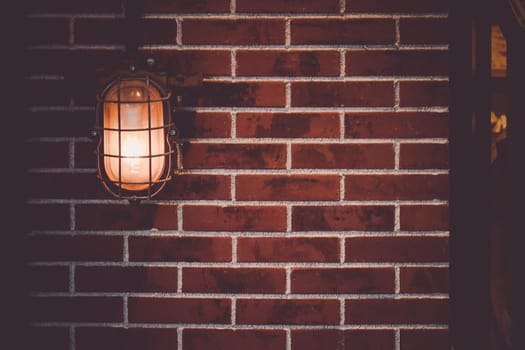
[94,72,174,200]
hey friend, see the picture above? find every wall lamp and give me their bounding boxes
[93,64,175,200]
[91,0,200,201]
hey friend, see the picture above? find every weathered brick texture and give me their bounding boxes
[26,0,450,348]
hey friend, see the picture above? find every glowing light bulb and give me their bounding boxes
[103,80,165,191]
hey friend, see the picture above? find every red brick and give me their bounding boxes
[184,329,286,350]
[173,112,231,138]
[26,49,121,76]
[237,51,340,76]
[76,328,179,350]
[26,80,70,107]
[129,236,231,262]
[400,18,449,45]
[345,112,449,139]
[346,0,449,13]
[292,144,394,169]
[28,327,69,350]
[184,143,286,169]
[346,50,448,76]
[400,81,449,107]
[236,175,340,201]
[28,204,69,231]
[75,142,98,168]
[345,236,449,263]
[292,330,395,350]
[236,113,339,138]
[27,0,122,13]
[76,204,177,230]
[28,266,69,292]
[238,237,339,263]
[291,19,395,45]
[293,206,395,231]
[401,329,449,350]
[184,205,286,232]
[292,268,394,294]
[156,175,231,200]
[237,299,339,325]
[76,266,178,292]
[128,297,230,324]
[400,267,449,293]
[75,19,177,45]
[345,298,448,324]
[400,205,449,231]
[344,174,449,200]
[400,143,449,169]
[238,0,340,13]
[183,19,285,45]
[28,174,108,200]
[30,297,122,322]
[26,111,94,138]
[29,235,123,262]
[183,268,285,293]
[143,0,229,13]
[180,82,285,108]
[29,143,68,168]
[292,81,394,107]
[144,50,231,76]
[25,18,69,45]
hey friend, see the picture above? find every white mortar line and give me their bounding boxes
[231,111,237,138]
[33,322,449,330]
[231,49,237,78]
[26,105,449,113]
[340,0,346,14]
[395,203,401,232]
[26,43,449,50]
[177,328,183,350]
[28,198,449,206]
[394,80,401,110]
[285,18,291,47]
[396,329,401,350]
[123,235,129,263]
[30,261,450,269]
[176,18,182,46]
[177,205,183,231]
[177,266,183,293]
[69,204,75,231]
[339,174,345,201]
[68,141,75,169]
[28,167,450,176]
[231,297,237,325]
[340,298,346,325]
[27,13,449,20]
[395,265,401,294]
[230,174,237,202]
[69,264,75,293]
[286,329,292,350]
[394,142,401,170]
[231,236,238,263]
[339,111,346,139]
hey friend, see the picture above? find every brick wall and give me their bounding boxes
[25,0,449,349]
